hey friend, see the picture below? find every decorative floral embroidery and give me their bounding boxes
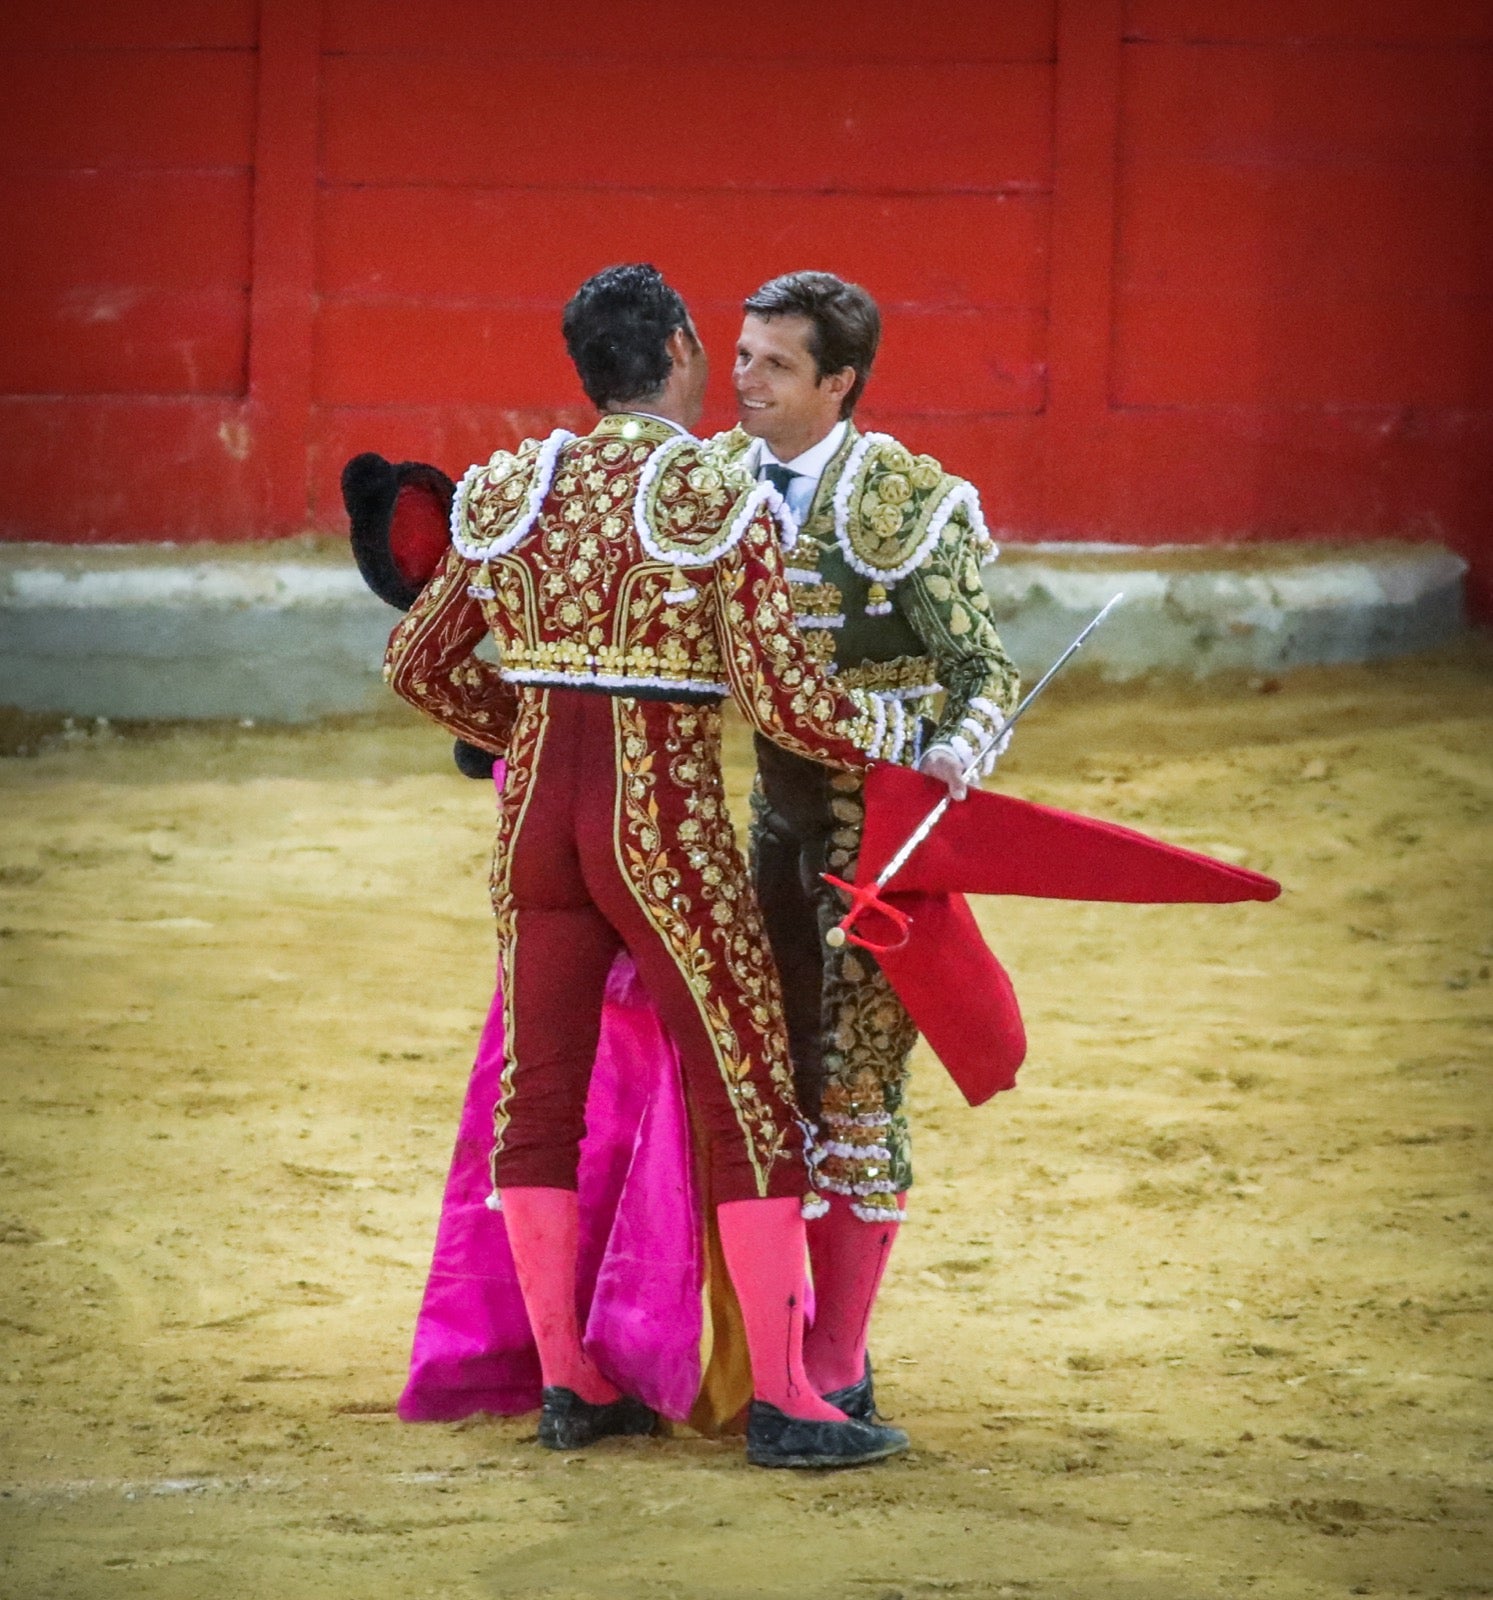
[830,433,997,583]
[611,697,803,1193]
[488,690,552,1175]
[384,547,516,755]
[634,440,793,564]
[451,429,575,560]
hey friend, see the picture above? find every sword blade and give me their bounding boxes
[870,593,1124,892]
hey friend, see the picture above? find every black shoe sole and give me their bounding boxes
[537,1390,657,1450]
[747,1434,909,1470]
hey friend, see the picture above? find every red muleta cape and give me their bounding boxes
[854,762,1281,1108]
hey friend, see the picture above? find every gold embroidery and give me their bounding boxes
[788,580,843,618]
[610,697,800,1193]
[489,690,552,1166]
[834,654,940,696]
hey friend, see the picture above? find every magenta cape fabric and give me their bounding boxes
[397,768,706,1422]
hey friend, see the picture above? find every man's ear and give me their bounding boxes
[822,365,857,406]
[666,326,696,366]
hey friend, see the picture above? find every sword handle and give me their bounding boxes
[822,873,912,954]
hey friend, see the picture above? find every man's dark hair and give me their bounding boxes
[742,271,881,417]
[562,263,692,411]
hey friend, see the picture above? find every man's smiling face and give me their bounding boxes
[732,313,851,461]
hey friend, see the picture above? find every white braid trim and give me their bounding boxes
[634,446,794,565]
[822,1109,893,1130]
[866,692,888,758]
[955,717,1005,776]
[815,1175,900,1198]
[881,681,942,701]
[851,1200,906,1223]
[932,735,976,773]
[968,696,1015,765]
[929,480,996,564]
[869,694,909,764]
[830,430,891,576]
[801,1193,831,1220]
[632,437,692,559]
[909,715,927,766]
[927,731,1002,779]
[450,429,575,560]
[816,1139,893,1162]
[466,584,494,600]
[449,461,486,552]
[785,566,821,585]
[770,488,802,554]
[662,586,697,605]
[795,612,845,630]
[831,434,997,583]
[501,667,729,696]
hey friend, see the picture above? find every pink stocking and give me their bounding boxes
[716,1197,844,1422]
[803,1192,902,1394]
[500,1186,620,1405]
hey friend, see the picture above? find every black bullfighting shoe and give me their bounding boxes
[822,1355,877,1422]
[537,1387,657,1451]
[746,1401,909,1469]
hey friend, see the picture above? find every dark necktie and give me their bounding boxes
[761,463,799,498]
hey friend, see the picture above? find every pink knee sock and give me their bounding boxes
[500,1185,620,1405]
[803,1192,902,1394]
[716,1196,845,1422]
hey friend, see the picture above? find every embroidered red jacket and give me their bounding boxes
[385,414,889,764]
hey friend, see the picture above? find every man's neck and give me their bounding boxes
[758,418,848,472]
[604,393,692,432]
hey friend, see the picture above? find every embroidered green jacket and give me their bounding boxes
[705,424,1019,771]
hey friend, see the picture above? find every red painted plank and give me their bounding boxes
[1047,0,1124,428]
[0,1,258,49]
[0,173,252,289]
[321,58,1053,190]
[309,406,594,522]
[0,398,260,540]
[1117,163,1493,299]
[0,289,249,397]
[314,305,579,408]
[318,188,1050,309]
[1111,291,1493,408]
[1125,1,1493,45]
[1120,41,1493,165]
[322,0,1055,61]
[314,302,1046,414]
[247,0,322,530]
[0,51,256,170]
[838,309,1046,416]
[1051,406,1493,556]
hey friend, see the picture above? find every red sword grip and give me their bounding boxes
[821,873,913,954]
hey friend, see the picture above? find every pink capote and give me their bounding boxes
[397,771,706,1424]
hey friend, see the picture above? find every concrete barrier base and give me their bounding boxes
[0,537,1469,722]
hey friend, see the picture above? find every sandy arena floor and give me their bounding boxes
[1,646,1490,1600]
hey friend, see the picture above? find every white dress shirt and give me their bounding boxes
[750,420,848,524]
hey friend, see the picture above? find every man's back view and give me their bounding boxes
[383,264,908,1469]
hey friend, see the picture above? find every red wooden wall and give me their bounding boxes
[2,0,1490,611]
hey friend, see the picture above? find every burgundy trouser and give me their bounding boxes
[491,687,805,1205]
